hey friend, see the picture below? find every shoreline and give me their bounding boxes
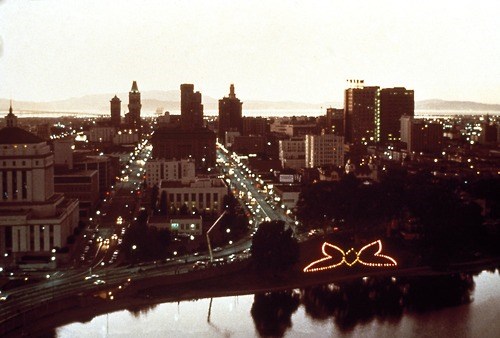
[2,257,499,337]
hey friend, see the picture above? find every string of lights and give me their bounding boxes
[303,240,397,273]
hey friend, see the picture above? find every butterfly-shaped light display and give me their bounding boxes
[303,240,397,273]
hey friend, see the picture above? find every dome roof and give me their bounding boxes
[0,127,44,145]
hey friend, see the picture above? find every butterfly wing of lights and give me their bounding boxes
[303,240,397,273]
[357,240,397,267]
[303,242,345,272]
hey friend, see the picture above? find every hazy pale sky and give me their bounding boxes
[0,0,499,104]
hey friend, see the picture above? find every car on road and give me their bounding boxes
[308,229,322,237]
[213,247,222,252]
[93,279,106,285]
[84,274,99,280]
[192,261,207,270]
[209,258,226,267]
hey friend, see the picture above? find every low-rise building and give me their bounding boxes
[89,126,116,143]
[159,178,227,214]
[274,184,301,211]
[233,135,266,155]
[74,154,118,196]
[148,215,203,236]
[113,129,139,145]
[54,170,99,218]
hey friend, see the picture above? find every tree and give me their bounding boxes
[223,193,238,214]
[404,177,485,265]
[122,212,172,262]
[250,291,300,337]
[251,220,299,271]
[296,176,388,239]
[179,203,189,215]
[295,181,333,232]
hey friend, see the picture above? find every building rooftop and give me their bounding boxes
[54,169,98,177]
[160,178,226,189]
[152,126,215,138]
[0,127,44,145]
[149,214,202,223]
[274,184,302,193]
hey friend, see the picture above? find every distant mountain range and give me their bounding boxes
[1,92,499,113]
[415,99,500,111]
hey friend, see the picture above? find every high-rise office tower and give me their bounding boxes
[343,81,380,144]
[377,87,414,142]
[151,84,216,169]
[180,84,204,130]
[110,95,121,127]
[128,81,141,128]
[325,108,343,135]
[218,84,243,140]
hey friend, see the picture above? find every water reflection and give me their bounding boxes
[127,303,159,318]
[54,270,499,338]
[250,291,300,337]
[252,273,476,337]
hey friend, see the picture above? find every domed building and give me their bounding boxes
[0,105,79,263]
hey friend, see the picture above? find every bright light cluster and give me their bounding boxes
[303,240,397,273]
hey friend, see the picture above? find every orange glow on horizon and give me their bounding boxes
[303,240,397,273]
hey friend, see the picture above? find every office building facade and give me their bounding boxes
[378,87,414,142]
[344,84,380,144]
[305,133,345,168]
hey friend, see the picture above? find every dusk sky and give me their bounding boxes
[0,0,499,104]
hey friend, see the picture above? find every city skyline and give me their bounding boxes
[1,1,499,104]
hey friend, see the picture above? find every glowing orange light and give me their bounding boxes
[303,240,397,273]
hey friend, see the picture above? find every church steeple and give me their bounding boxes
[229,84,236,99]
[130,81,139,93]
[5,100,18,128]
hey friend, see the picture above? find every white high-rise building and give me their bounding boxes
[279,136,306,170]
[0,111,79,260]
[400,115,412,146]
[305,133,345,168]
[146,158,196,187]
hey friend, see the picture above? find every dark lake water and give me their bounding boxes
[56,270,500,337]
